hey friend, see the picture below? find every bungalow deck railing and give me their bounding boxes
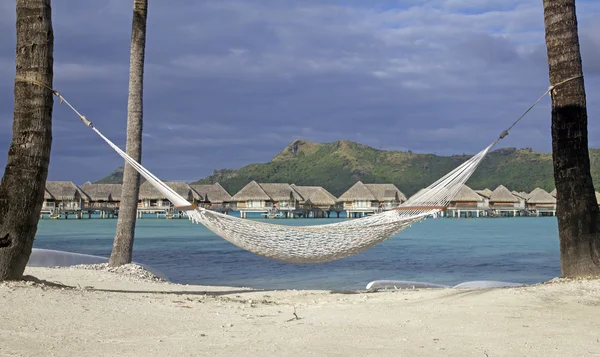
[42,202,56,210]
[58,202,83,210]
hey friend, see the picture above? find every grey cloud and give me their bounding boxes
[580,24,600,75]
[0,0,599,183]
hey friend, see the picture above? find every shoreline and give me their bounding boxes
[2,265,599,357]
[32,219,562,291]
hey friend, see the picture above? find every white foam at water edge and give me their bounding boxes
[28,248,109,266]
[366,279,526,291]
[27,250,527,290]
[366,280,450,290]
[452,281,526,289]
[27,248,169,280]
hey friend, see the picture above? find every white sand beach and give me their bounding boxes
[1,266,599,357]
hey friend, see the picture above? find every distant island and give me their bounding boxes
[95,139,600,197]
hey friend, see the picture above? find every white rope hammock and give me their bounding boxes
[18,76,581,263]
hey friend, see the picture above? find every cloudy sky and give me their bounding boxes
[1,0,599,183]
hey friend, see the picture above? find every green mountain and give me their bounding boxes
[94,167,147,184]
[192,139,600,197]
[95,166,125,184]
[97,139,600,197]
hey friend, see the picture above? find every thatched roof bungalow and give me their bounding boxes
[232,181,272,210]
[43,188,54,200]
[80,182,122,207]
[41,188,56,211]
[45,181,90,210]
[138,181,162,201]
[527,188,556,205]
[526,187,556,216]
[138,181,199,209]
[474,188,493,199]
[338,181,406,211]
[449,185,484,207]
[489,185,518,202]
[364,184,407,206]
[443,184,488,217]
[305,188,338,207]
[291,185,339,210]
[190,183,233,204]
[550,188,557,198]
[338,181,386,211]
[510,191,529,209]
[259,183,303,205]
[489,185,519,208]
[526,187,556,212]
[45,181,90,201]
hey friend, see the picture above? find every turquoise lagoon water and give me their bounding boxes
[33,216,561,290]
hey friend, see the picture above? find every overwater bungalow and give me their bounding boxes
[550,188,557,198]
[80,182,122,207]
[489,185,522,217]
[260,183,303,217]
[526,188,556,216]
[232,181,274,218]
[474,188,492,208]
[291,184,341,218]
[138,181,200,217]
[447,184,487,217]
[511,191,529,211]
[338,181,379,218]
[41,188,56,216]
[364,184,407,210]
[44,181,90,218]
[190,183,234,213]
[80,182,122,218]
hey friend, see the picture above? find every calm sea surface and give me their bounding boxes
[33,215,561,290]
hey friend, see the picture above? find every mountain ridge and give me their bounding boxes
[96,138,600,197]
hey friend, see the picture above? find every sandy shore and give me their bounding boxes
[1,266,599,357]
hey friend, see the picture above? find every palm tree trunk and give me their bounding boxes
[109,0,148,266]
[0,0,53,280]
[543,0,600,276]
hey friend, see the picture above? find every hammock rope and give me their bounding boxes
[15,75,582,263]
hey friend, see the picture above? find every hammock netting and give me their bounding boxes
[25,76,576,263]
[93,128,495,263]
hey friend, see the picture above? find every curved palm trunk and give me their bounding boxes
[0,0,53,280]
[543,0,600,276]
[109,0,148,266]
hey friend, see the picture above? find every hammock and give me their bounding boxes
[96,127,494,263]
[18,76,579,263]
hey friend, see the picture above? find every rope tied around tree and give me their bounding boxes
[494,74,584,142]
[15,77,94,128]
